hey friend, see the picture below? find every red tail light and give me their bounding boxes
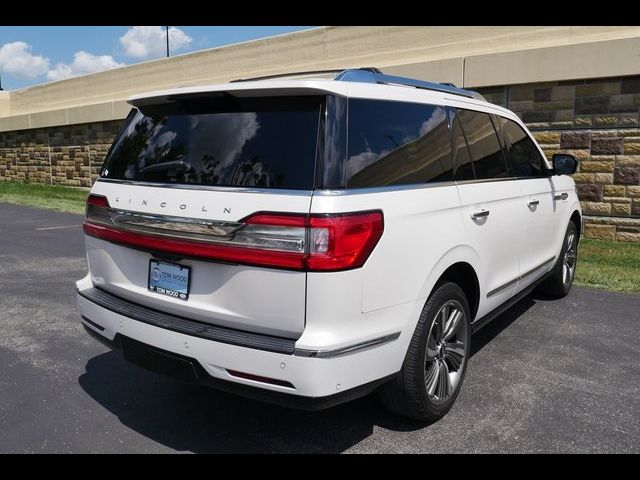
[83,195,383,272]
[306,212,384,271]
[86,194,109,208]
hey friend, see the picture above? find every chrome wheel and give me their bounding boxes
[424,300,468,403]
[562,230,577,287]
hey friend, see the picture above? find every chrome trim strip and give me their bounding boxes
[455,176,519,185]
[487,256,556,298]
[486,276,520,299]
[313,182,455,196]
[293,332,401,358]
[95,178,314,196]
[111,210,243,238]
[88,207,306,252]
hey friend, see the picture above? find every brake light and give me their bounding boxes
[83,196,383,272]
[86,194,109,209]
[306,212,384,271]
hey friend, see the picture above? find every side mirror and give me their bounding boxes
[552,154,578,176]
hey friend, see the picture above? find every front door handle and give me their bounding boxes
[528,199,540,207]
[554,193,568,201]
[471,209,490,219]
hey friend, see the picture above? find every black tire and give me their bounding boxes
[378,282,471,423]
[536,221,578,299]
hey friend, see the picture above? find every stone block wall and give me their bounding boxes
[0,121,121,187]
[1,74,639,241]
[478,75,640,242]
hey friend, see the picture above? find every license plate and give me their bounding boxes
[148,259,191,300]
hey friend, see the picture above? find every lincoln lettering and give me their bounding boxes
[113,197,229,214]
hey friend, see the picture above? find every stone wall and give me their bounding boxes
[0,75,639,241]
[478,75,640,242]
[0,121,121,187]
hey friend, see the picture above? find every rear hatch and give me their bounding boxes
[84,94,323,338]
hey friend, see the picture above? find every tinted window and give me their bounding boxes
[449,109,475,181]
[498,117,546,177]
[346,99,452,187]
[457,109,508,180]
[101,96,322,190]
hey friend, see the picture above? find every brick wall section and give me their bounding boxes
[478,75,640,242]
[0,121,121,187]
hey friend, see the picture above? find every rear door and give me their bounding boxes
[495,116,558,292]
[85,95,323,338]
[452,108,523,319]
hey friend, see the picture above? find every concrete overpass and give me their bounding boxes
[1,26,639,241]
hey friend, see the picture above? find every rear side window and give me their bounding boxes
[497,117,546,178]
[346,99,453,188]
[456,109,508,180]
[101,96,322,190]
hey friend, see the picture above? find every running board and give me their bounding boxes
[471,271,552,334]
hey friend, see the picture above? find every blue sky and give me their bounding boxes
[0,26,317,90]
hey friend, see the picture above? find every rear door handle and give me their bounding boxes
[528,199,540,207]
[554,193,568,201]
[471,209,490,219]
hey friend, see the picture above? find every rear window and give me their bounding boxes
[101,96,323,190]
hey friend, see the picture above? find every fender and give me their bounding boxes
[417,244,484,313]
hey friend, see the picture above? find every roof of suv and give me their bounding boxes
[127,68,518,121]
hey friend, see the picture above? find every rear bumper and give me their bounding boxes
[81,324,394,410]
[76,283,404,405]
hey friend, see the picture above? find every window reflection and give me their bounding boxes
[346,99,453,187]
[103,97,322,190]
[456,109,508,180]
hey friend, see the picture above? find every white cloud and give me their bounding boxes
[120,26,192,60]
[419,107,447,137]
[0,41,50,79]
[46,51,125,81]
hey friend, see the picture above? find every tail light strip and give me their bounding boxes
[84,194,383,272]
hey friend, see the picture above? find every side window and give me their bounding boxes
[449,108,475,181]
[456,108,508,180]
[498,117,546,178]
[346,99,453,188]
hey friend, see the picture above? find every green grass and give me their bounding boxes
[0,181,88,215]
[576,238,640,293]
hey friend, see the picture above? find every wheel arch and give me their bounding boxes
[570,209,582,237]
[419,245,483,323]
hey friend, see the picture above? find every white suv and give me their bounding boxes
[76,68,581,422]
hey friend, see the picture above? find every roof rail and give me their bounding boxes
[334,68,480,99]
[230,67,381,83]
[229,67,485,101]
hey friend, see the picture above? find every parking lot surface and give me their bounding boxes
[0,202,638,453]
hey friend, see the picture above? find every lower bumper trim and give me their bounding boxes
[82,323,396,411]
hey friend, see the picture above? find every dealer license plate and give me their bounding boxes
[148,259,191,300]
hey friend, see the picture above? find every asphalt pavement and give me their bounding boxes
[0,202,638,453]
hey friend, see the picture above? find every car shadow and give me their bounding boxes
[470,294,538,357]
[79,293,542,453]
[79,351,422,453]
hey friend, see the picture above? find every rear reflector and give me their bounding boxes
[226,369,295,388]
[83,194,383,272]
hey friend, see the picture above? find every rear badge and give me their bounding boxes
[148,259,191,300]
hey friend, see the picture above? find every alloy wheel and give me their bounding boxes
[424,300,468,403]
[563,230,577,287]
